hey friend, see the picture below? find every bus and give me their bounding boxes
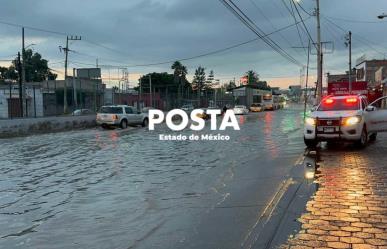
[263,93,281,110]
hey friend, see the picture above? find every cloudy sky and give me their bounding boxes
[0,0,386,88]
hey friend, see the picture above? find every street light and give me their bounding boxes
[25,43,36,50]
[377,13,387,19]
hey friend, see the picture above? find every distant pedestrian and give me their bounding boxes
[222,105,227,115]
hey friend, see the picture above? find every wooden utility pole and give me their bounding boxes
[149,74,152,107]
[304,40,311,119]
[63,36,69,114]
[17,52,23,117]
[21,27,26,117]
[62,35,81,114]
[316,0,323,103]
[72,68,78,108]
[348,31,352,93]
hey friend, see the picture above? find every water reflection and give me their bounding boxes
[0,108,306,248]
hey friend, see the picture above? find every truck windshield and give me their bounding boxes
[317,98,360,111]
[99,107,123,114]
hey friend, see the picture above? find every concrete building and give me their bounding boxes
[375,66,387,101]
[288,85,302,102]
[0,78,104,118]
[232,85,271,107]
[104,87,164,110]
[326,70,356,83]
[41,78,104,115]
[356,59,387,87]
[0,83,44,119]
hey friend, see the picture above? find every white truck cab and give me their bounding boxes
[304,95,387,148]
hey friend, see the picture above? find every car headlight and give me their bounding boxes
[305,117,316,126]
[343,116,362,126]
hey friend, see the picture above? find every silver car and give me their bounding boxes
[233,105,249,115]
[96,105,149,129]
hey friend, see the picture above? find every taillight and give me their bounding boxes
[324,98,334,104]
[345,98,358,103]
[112,115,118,120]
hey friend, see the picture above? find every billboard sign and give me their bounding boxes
[76,68,101,79]
[328,81,368,95]
[240,76,248,85]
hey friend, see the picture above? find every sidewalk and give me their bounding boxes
[281,134,387,249]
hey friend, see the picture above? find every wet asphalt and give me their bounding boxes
[0,104,308,249]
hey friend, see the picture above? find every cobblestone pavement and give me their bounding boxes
[281,134,387,249]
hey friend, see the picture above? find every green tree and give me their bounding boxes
[245,70,259,85]
[206,70,214,88]
[256,81,270,90]
[0,66,17,83]
[3,49,57,82]
[171,61,188,105]
[226,80,237,91]
[192,66,206,106]
[138,72,175,91]
[171,61,188,80]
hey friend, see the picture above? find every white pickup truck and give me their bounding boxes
[304,95,387,148]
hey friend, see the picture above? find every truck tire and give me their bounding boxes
[120,119,128,129]
[355,126,368,148]
[304,137,318,148]
[142,118,149,127]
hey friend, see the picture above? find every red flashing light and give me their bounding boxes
[324,98,334,104]
[345,97,358,103]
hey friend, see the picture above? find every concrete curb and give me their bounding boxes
[0,115,97,138]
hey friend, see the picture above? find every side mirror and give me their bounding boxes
[365,105,376,112]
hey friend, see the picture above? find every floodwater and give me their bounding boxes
[0,105,306,249]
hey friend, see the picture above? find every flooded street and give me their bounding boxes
[0,105,306,249]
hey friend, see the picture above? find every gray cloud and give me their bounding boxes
[0,0,387,87]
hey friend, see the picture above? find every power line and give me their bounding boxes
[296,1,313,16]
[248,0,305,57]
[228,0,301,64]
[325,16,387,24]
[219,0,304,67]
[70,19,308,69]
[323,17,386,56]
[290,0,317,51]
[286,0,308,56]
[82,39,130,56]
[0,19,71,36]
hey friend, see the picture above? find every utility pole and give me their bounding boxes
[304,40,311,119]
[72,68,78,108]
[316,0,323,103]
[178,77,182,107]
[21,27,26,117]
[139,77,143,109]
[149,74,152,107]
[347,31,352,93]
[62,35,81,114]
[63,36,69,114]
[17,52,23,117]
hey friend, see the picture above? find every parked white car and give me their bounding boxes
[96,105,149,129]
[181,104,194,112]
[72,109,92,116]
[233,105,249,115]
[304,95,387,148]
